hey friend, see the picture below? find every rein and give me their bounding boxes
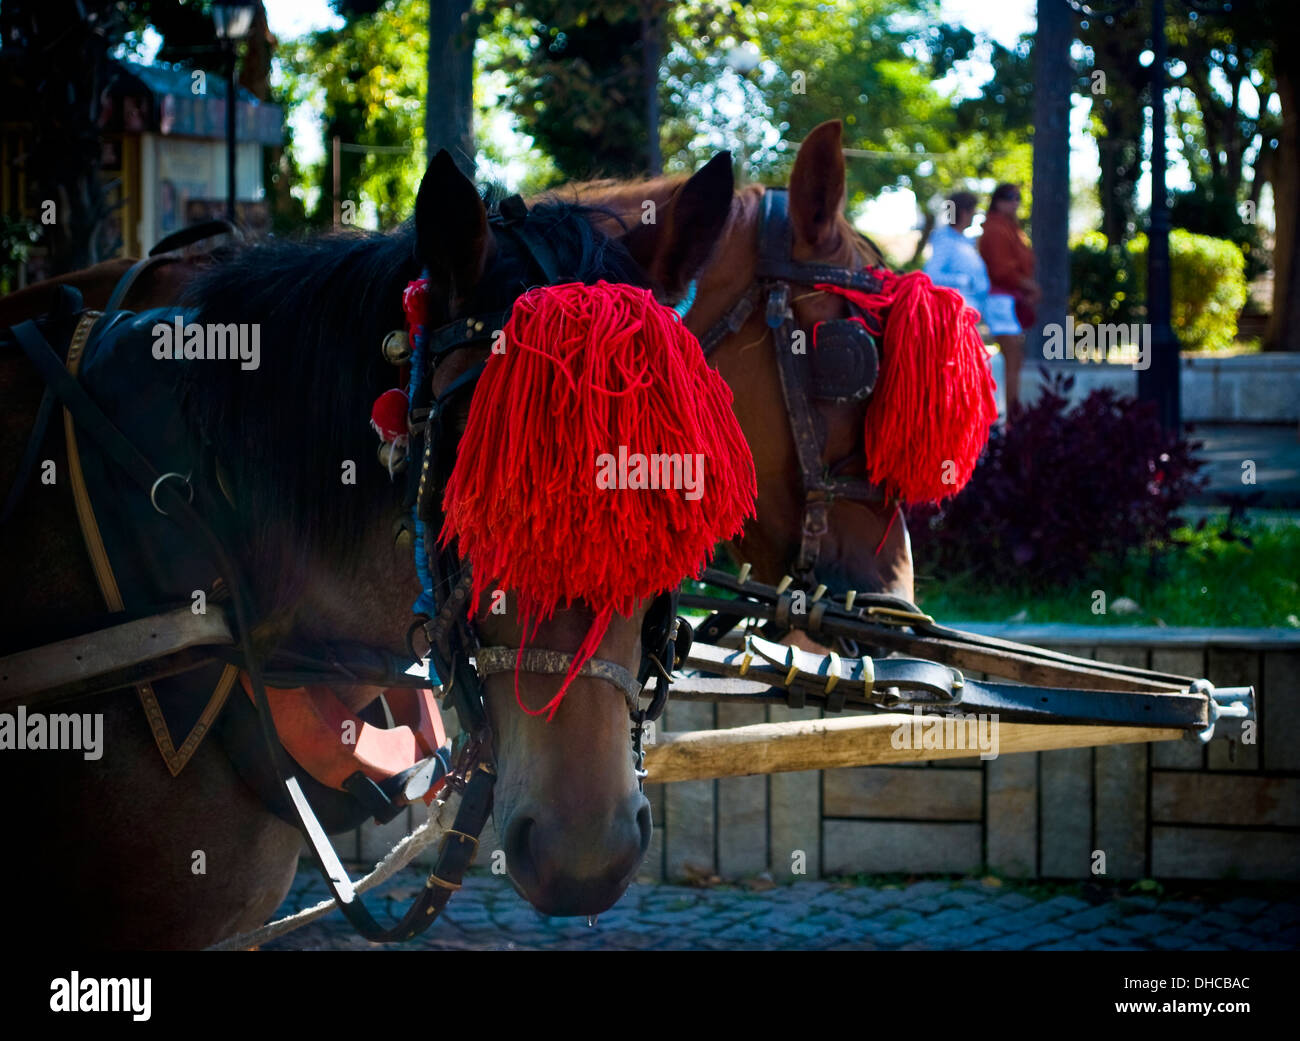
[676,566,1253,742]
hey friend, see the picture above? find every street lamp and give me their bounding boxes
[212,1,256,223]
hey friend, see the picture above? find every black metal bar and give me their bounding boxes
[1139,0,1180,430]
[225,50,237,223]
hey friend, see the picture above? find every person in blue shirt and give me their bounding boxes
[925,191,990,320]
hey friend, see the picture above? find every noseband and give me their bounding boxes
[400,197,686,787]
[696,188,892,589]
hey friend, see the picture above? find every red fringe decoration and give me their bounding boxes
[817,269,998,504]
[440,281,756,719]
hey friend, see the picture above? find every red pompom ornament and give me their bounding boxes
[370,387,409,443]
[402,278,430,336]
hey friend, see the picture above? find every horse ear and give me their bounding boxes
[415,150,488,299]
[788,120,846,250]
[622,151,734,301]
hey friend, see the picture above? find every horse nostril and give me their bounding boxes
[504,814,538,891]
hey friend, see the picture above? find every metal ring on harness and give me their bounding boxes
[149,471,194,515]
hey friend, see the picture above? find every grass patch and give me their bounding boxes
[915,513,1300,628]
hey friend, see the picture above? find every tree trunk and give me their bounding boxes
[1265,53,1300,351]
[1084,9,1146,247]
[425,0,476,177]
[1029,0,1072,359]
[238,1,274,100]
[641,4,662,175]
[908,210,934,266]
[1097,109,1141,245]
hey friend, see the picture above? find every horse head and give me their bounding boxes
[412,154,747,916]
[574,127,919,608]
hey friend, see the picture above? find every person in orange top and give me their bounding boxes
[979,183,1040,412]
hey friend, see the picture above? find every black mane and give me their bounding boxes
[178,201,647,608]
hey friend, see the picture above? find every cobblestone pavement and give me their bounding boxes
[262,866,1300,950]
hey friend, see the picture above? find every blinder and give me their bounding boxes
[810,317,878,403]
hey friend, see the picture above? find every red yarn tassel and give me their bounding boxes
[441,281,756,720]
[817,270,997,504]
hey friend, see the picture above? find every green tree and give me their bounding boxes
[485,1,670,181]
[280,0,429,228]
[1076,4,1148,245]
[656,0,1034,266]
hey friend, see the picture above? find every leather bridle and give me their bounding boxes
[696,188,892,590]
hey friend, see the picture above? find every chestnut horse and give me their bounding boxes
[574,120,914,606]
[0,152,736,947]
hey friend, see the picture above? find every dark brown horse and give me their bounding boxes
[0,152,736,946]
[2,125,911,940]
[573,120,914,610]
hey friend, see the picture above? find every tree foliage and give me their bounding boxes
[280,0,429,228]
[484,2,665,181]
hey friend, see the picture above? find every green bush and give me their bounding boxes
[1170,177,1270,283]
[0,216,38,295]
[1068,229,1248,352]
[1069,231,1140,327]
[1128,230,1249,353]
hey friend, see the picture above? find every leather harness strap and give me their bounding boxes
[104,219,238,313]
[680,634,1217,730]
[698,188,890,587]
[51,310,238,774]
[474,646,645,712]
[0,285,85,526]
